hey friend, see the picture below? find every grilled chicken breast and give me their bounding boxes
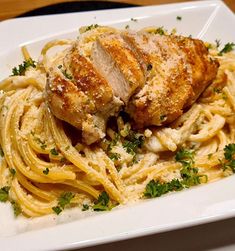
[46,44,122,145]
[45,27,219,144]
[122,31,219,127]
[92,33,145,103]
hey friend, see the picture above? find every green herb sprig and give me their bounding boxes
[12,58,36,76]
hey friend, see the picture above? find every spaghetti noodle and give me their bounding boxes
[0,26,235,217]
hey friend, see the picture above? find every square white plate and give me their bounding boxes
[0,1,235,250]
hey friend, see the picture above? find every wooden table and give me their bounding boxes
[0,0,234,21]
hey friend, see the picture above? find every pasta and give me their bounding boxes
[0,26,235,217]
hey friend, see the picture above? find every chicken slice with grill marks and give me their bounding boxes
[45,44,123,145]
[92,33,145,103]
[122,31,219,128]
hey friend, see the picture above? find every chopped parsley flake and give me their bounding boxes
[11,201,21,217]
[82,204,89,211]
[160,114,166,121]
[109,152,121,161]
[0,146,4,157]
[34,137,47,150]
[154,27,165,35]
[52,206,62,215]
[93,191,111,211]
[10,168,16,176]
[208,153,213,160]
[50,148,59,156]
[43,168,49,175]
[125,25,130,29]
[11,58,36,76]
[218,42,235,56]
[84,24,99,32]
[130,18,137,22]
[213,87,222,94]
[61,69,73,80]
[0,186,10,202]
[215,39,221,48]
[176,16,182,20]
[65,145,70,151]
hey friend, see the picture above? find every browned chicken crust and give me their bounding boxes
[45,28,219,144]
[46,45,122,144]
[122,31,219,127]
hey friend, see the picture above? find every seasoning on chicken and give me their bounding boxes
[46,45,122,145]
[92,33,145,103]
[122,31,219,127]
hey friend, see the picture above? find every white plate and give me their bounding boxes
[0,1,235,250]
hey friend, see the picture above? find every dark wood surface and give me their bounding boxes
[0,0,234,21]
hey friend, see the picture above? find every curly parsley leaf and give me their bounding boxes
[123,133,144,156]
[109,152,121,161]
[52,192,75,215]
[93,191,111,211]
[144,179,183,198]
[12,58,36,76]
[52,206,62,215]
[0,186,10,202]
[218,42,235,56]
[50,148,59,156]
[221,143,235,172]
[82,204,89,211]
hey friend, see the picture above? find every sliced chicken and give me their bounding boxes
[46,27,219,144]
[122,31,219,127]
[46,44,122,145]
[92,33,145,103]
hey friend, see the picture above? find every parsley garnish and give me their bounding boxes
[65,145,70,151]
[0,186,10,202]
[218,42,235,56]
[10,168,16,176]
[12,58,36,76]
[52,192,75,215]
[154,27,165,35]
[52,206,62,215]
[11,201,21,217]
[144,179,183,198]
[123,132,144,156]
[0,146,4,157]
[160,114,166,121]
[61,69,73,80]
[208,153,213,160]
[93,191,111,211]
[221,143,235,172]
[176,16,182,20]
[43,168,49,175]
[213,87,222,94]
[131,18,137,22]
[82,204,89,211]
[109,152,121,161]
[215,39,221,48]
[175,148,206,187]
[50,148,58,156]
[34,137,47,150]
[84,24,99,32]
[125,25,130,29]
